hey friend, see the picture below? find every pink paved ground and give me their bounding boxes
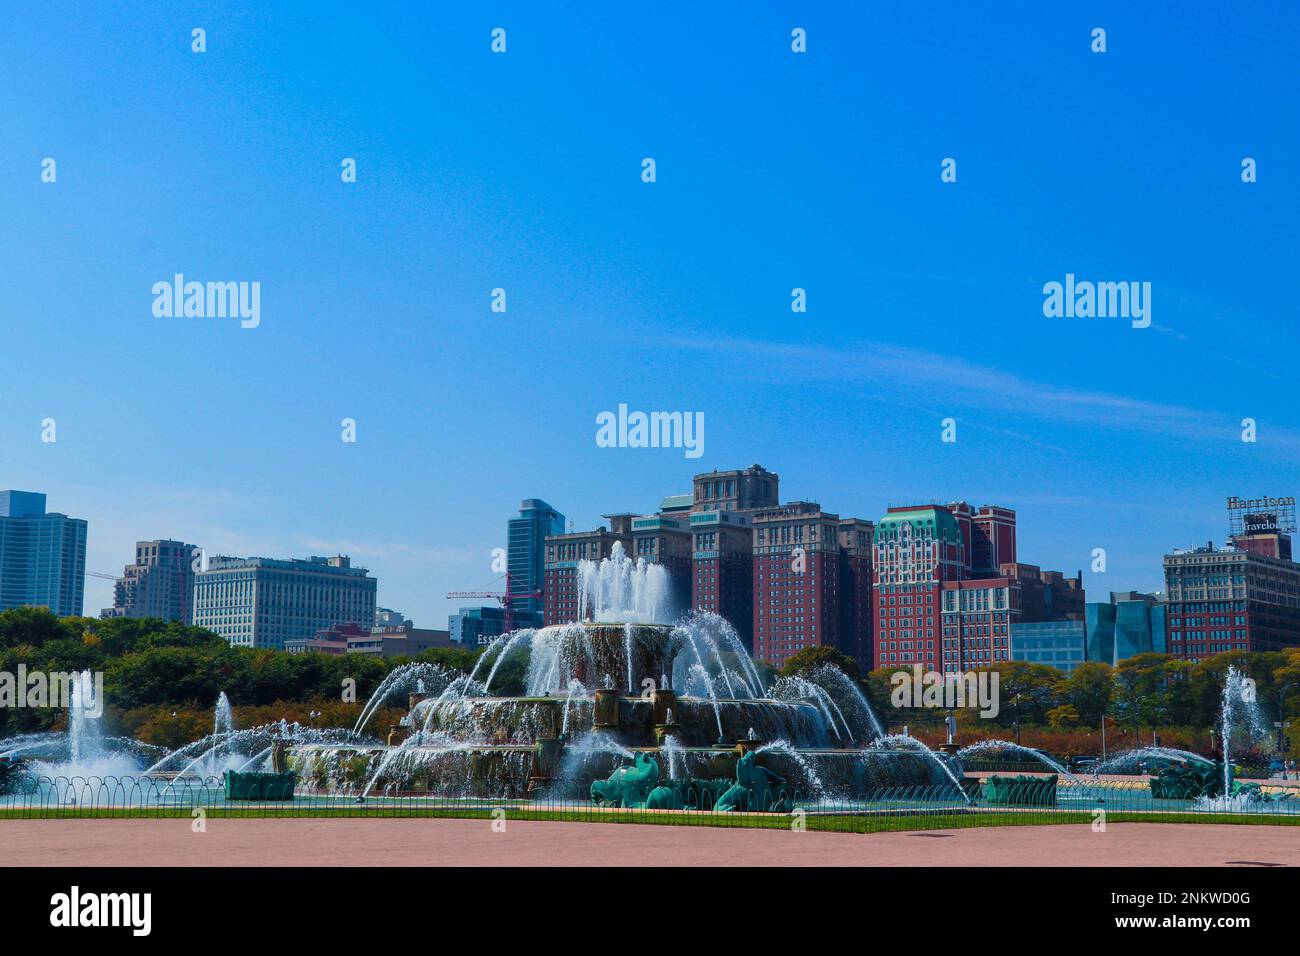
[2,819,1296,866]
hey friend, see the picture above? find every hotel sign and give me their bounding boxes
[1227,496,1297,536]
[1244,513,1281,534]
[1227,496,1295,510]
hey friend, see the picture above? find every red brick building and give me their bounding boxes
[874,503,1080,672]
[1164,533,1300,658]
[690,508,756,646]
[542,516,633,625]
[838,519,876,672]
[631,512,693,616]
[688,465,779,650]
[873,506,966,670]
[940,563,1084,672]
[751,502,873,668]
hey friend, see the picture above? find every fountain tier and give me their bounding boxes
[526,622,684,694]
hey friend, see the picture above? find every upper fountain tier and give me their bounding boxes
[526,622,683,694]
[578,541,673,624]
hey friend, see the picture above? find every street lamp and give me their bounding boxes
[1276,684,1298,762]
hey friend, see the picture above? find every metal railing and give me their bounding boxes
[3,772,1298,831]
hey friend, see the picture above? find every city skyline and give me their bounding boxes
[5,3,1296,630]
[3,476,1281,636]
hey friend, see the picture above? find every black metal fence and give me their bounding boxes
[2,772,1298,832]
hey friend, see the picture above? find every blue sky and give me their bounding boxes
[3,1,1297,626]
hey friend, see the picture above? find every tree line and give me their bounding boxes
[780,644,1300,739]
[0,607,476,738]
[3,608,1299,747]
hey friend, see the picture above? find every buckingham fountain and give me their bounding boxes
[289,542,957,806]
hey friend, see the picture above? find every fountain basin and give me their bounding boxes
[289,740,952,801]
[539,622,683,692]
[410,693,836,749]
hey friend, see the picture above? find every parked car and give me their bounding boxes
[1069,756,1099,774]
[1268,758,1285,774]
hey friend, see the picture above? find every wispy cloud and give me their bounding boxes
[296,535,482,566]
[667,336,1300,456]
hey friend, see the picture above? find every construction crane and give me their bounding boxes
[447,573,540,635]
[87,571,120,582]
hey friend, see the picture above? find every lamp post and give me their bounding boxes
[1277,684,1298,755]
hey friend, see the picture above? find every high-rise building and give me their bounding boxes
[687,465,779,650]
[631,511,692,616]
[873,505,965,670]
[0,490,87,617]
[838,519,875,672]
[940,564,1085,672]
[192,554,376,649]
[1164,539,1300,659]
[508,499,565,628]
[946,501,1018,577]
[752,501,848,667]
[1086,591,1167,664]
[692,465,779,514]
[940,576,1018,670]
[691,508,755,646]
[449,605,507,646]
[543,516,634,625]
[102,539,198,623]
[874,502,1076,673]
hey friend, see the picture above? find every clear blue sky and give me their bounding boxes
[3,1,1297,626]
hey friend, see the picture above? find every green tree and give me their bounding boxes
[0,606,76,648]
[1112,654,1193,730]
[1062,661,1112,725]
[1047,703,1081,728]
[977,661,1064,727]
[779,646,859,681]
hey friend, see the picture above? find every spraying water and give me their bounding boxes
[877,734,970,803]
[1219,665,1267,796]
[68,670,102,766]
[804,663,885,742]
[561,680,586,735]
[578,541,671,623]
[623,623,635,691]
[771,676,847,742]
[957,739,1085,787]
[661,734,684,780]
[353,662,458,734]
[757,739,825,797]
[1095,746,1215,775]
[482,629,535,693]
